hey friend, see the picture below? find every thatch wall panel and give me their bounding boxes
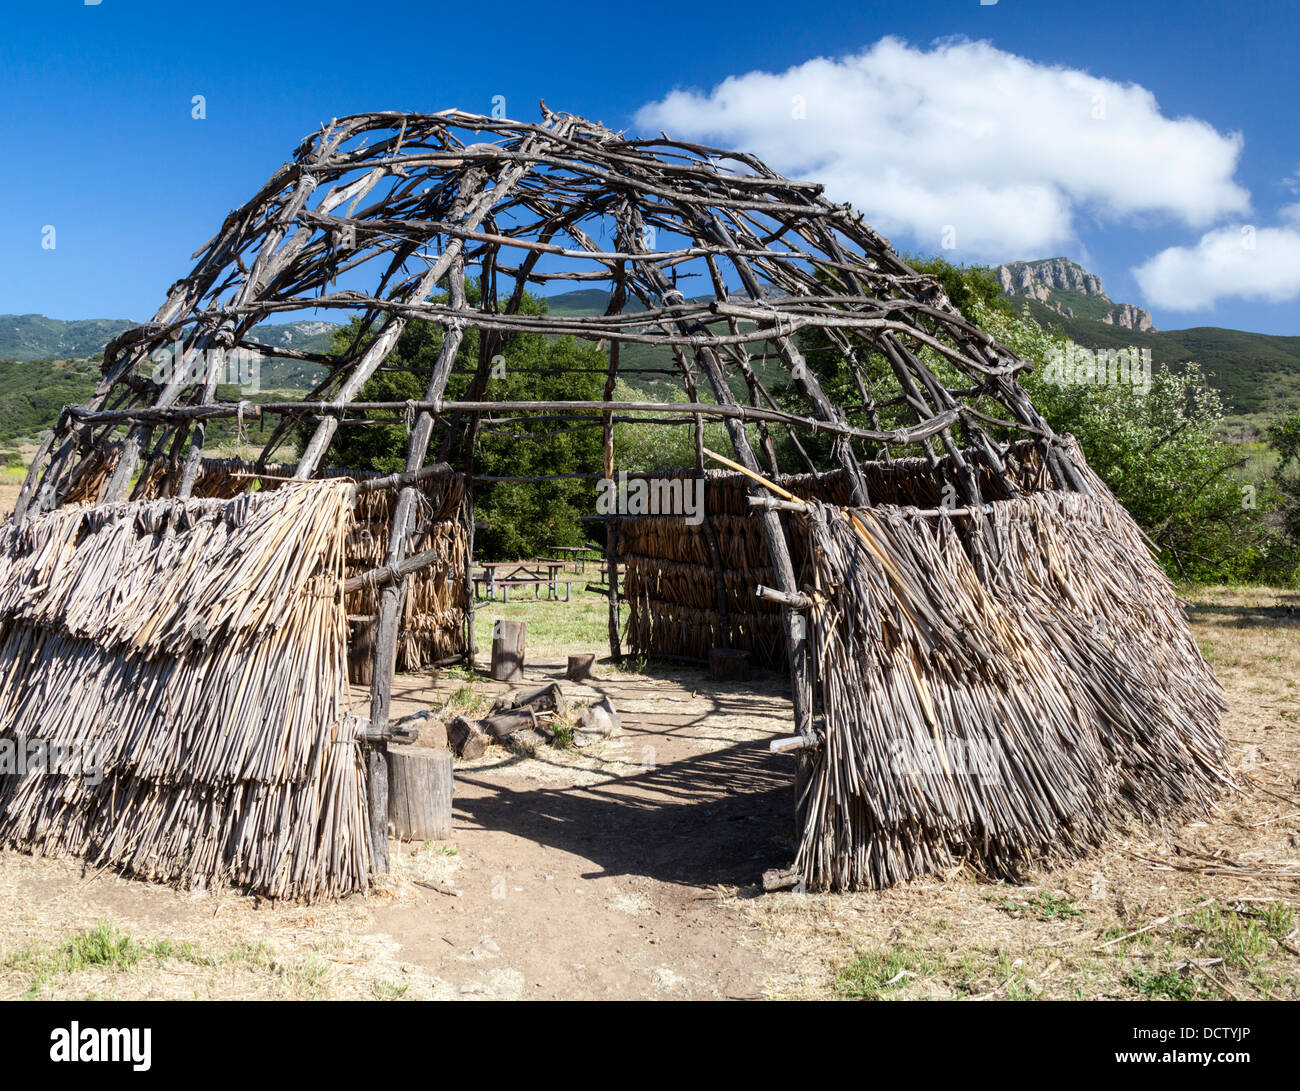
[131,456,470,671]
[0,482,369,899]
[618,442,1057,668]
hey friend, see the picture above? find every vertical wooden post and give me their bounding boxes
[366,491,416,875]
[490,619,526,682]
[462,483,477,667]
[602,266,625,663]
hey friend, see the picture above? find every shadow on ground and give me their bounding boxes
[453,735,795,889]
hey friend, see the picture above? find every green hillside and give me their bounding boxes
[1019,300,1300,418]
[542,287,1300,421]
[0,314,341,365]
[0,315,136,361]
[0,357,100,446]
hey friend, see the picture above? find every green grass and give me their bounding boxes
[1125,967,1199,1000]
[1,919,341,1000]
[470,583,610,655]
[831,945,1035,1000]
[548,719,576,748]
[372,979,410,1000]
[816,894,1300,1001]
[61,920,143,971]
[1104,900,1298,999]
[441,682,493,718]
[4,920,145,998]
[225,940,330,998]
[997,892,1085,921]
[1187,904,1282,968]
[833,949,942,999]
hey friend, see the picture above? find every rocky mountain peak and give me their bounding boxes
[994,257,1155,332]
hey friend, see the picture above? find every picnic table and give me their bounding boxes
[475,560,576,601]
[546,544,604,574]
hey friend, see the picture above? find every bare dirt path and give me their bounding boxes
[373,658,799,999]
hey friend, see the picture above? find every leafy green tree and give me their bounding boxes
[469,334,604,559]
[612,378,733,473]
[306,292,604,559]
[901,253,1012,322]
[976,299,1292,583]
[1266,409,1300,550]
[774,248,1294,582]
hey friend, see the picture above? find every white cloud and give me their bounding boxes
[635,37,1249,260]
[1133,222,1300,310]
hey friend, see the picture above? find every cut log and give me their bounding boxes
[447,715,487,760]
[492,681,566,717]
[566,653,596,682]
[490,619,526,682]
[480,707,536,740]
[387,747,453,841]
[762,867,800,892]
[709,647,752,681]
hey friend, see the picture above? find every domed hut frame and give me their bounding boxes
[8,107,1227,895]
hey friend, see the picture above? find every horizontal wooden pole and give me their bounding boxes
[755,584,813,610]
[747,495,810,513]
[350,461,455,495]
[343,545,447,594]
[68,398,960,445]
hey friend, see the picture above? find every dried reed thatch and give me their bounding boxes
[619,441,1056,669]
[0,481,368,900]
[792,488,1228,890]
[342,472,469,669]
[134,454,470,671]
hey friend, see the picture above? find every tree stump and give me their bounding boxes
[387,747,453,840]
[491,619,526,682]
[709,647,752,681]
[566,653,596,682]
[348,618,376,686]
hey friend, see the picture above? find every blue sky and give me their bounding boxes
[2,0,1297,334]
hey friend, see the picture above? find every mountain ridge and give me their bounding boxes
[0,315,341,362]
[994,257,1155,331]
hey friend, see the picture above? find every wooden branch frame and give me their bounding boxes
[15,106,1099,884]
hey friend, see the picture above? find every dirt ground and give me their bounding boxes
[0,585,1297,1001]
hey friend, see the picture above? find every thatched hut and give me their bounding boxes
[1,107,1228,898]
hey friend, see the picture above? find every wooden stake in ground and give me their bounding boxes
[448,715,488,759]
[567,653,596,682]
[491,619,526,682]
